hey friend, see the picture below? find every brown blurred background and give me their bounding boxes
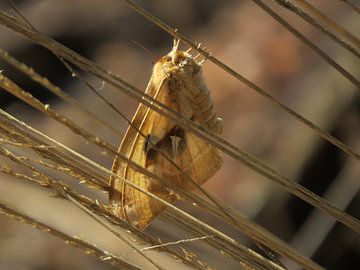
[0,0,359,269]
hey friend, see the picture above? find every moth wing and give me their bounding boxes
[109,77,181,229]
[158,93,223,190]
[168,131,223,191]
[110,76,223,229]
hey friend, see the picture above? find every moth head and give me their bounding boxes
[153,39,202,79]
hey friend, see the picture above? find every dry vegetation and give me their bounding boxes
[0,1,359,269]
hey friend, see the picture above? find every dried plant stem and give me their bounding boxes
[274,0,360,57]
[0,13,357,237]
[0,121,108,191]
[0,3,356,269]
[0,112,281,270]
[294,0,360,48]
[120,0,360,136]
[139,235,214,252]
[0,23,358,234]
[1,58,359,236]
[0,202,143,270]
[64,193,166,270]
[0,11,358,164]
[338,0,360,14]
[0,48,122,136]
[162,210,286,270]
[0,128,203,269]
[0,148,200,270]
[128,0,360,88]
[252,0,360,89]
[0,74,252,247]
[0,110,322,270]
[287,157,360,268]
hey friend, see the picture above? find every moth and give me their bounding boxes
[109,39,223,229]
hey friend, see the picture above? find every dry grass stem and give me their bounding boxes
[0,48,122,136]
[274,0,360,57]
[0,147,201,270]
[0,202,143,270]
[339,0,360,13]
[0,109,322,269]
[0,2,358,269]
[0,13,359,236]
[121,0,360,156]
[294,0,360,48]
[0,110,286,269]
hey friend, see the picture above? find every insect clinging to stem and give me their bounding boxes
[109,38,223,229]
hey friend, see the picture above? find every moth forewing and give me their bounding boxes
[109,41,223,229]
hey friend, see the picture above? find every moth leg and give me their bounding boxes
[189,43,202,61]
[123,201,140,227]
[211,117,223,134]
[198,51,212,65]
[193,53,201,61]
[170,135,182,160]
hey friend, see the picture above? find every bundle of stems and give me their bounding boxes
[0,1,359,269]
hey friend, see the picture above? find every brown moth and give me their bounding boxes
[109,39,223,229]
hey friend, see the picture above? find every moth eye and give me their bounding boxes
[165,56,171,62]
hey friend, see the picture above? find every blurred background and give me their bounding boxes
[0,0,359,269]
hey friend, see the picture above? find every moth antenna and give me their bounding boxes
[171,38,181,64]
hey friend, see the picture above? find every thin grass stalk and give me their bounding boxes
[0,42,359,235]
[17,50,217,203]
[162,210,286,270]
[294,0,360,48]
[0,109,324,270]
[251,0,360,89]
[274,0,360,57]
[0,202,143,270]
[0,125,108,191]
[121,0,360,88]
[0,6,358,266]
[338,0,360,14]
[0,147,203,270]
[0,40,359,239]
[120,0,360,151]
[0,120,203,254]
[1,10,359,164]
[0,48,122,136]
[0,113,281,270]
[0,148,163,270]
[0,110,322,270]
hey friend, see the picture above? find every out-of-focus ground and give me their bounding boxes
[0,0,359,269]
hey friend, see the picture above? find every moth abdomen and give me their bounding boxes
[191,86,223,134]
